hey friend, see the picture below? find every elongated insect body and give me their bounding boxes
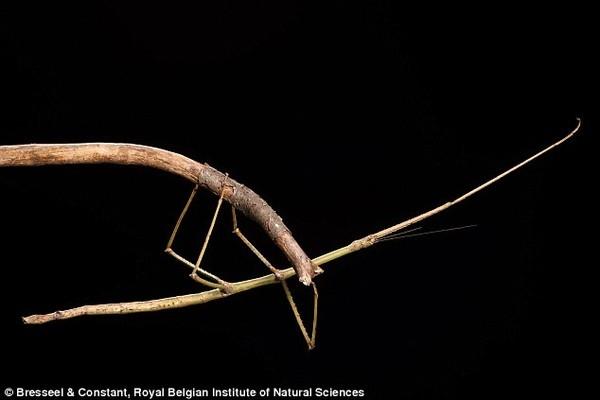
[0,143,318,285]
[0,120,580,347]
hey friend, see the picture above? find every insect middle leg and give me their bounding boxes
[231,206,285,280]
[165,180,230,291]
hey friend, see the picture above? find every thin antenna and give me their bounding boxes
[377,224,478,242]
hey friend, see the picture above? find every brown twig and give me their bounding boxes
[0,143,317,285]
[1,119,581,327]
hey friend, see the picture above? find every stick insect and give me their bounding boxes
[0,119,580,349]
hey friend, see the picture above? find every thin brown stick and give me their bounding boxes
[0,143,317,285]
[191,180,226,280]
[316,118,582,262]
[165,181,228,289]
[232,205,313,343]
[9,119,581,325]
[281,280,315,350]
[164,249,224,289]
[232,206,283,279]
[311,283,319,346]
[166,182,198,250]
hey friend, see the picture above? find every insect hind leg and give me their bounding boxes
[230,205,318,349]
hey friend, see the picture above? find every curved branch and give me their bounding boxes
[16,119,581,325]
[0,143,317,285]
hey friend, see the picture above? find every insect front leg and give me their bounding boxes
[164,179,230,291]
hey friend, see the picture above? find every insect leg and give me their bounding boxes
[164,181,228,290]
[231,205,318,348]
[281,280,319,349]
[189,176,231,290]
[231,206,284,279]
[165,181,198,253]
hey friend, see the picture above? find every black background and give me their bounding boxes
[0,2,595,399]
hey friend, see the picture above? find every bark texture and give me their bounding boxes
[0,143,317,285]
